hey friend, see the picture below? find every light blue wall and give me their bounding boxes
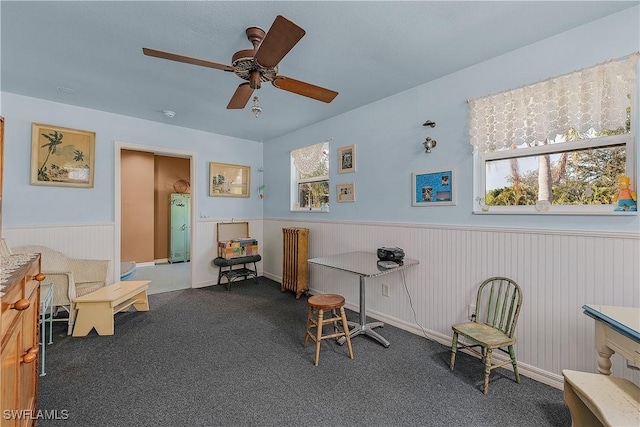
[1,92,263,225]
[3,7,639,232]
[263,7,640,233]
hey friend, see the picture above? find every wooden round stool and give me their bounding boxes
[303,294,354,366]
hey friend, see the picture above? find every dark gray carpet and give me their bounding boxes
[37,277,571,427]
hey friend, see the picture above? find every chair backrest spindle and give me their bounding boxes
[474,277,522,338]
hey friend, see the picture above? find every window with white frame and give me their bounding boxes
[290,141,329,211]
[469,53,638,213]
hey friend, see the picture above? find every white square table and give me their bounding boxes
[308,251,419,348]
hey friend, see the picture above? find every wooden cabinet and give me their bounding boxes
[1,255,43,427]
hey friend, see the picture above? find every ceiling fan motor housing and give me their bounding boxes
[231,49,278,88]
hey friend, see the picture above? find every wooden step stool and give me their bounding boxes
[303,294,354,366]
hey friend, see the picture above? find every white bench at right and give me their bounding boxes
[562,369,640,427]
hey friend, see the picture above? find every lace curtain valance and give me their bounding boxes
[291,141,328,176]
[469,53,639,154]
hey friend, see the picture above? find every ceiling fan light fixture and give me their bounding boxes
[250,96,262,118]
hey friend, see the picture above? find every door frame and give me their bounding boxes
[114,141,197,284]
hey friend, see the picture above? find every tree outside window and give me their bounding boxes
[291,141,329,211]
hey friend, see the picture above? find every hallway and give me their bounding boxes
[132,261,191,295]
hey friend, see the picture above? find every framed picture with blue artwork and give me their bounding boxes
[412,169,455,206]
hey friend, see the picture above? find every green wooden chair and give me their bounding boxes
[450,276,523,394]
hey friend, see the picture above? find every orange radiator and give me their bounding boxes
[281,227,309,299]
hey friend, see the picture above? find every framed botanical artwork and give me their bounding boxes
[209,162,250,197]
[337,182,355,202]
[30,123,96,188]
[412,169,456,206]
[337,144,356,173]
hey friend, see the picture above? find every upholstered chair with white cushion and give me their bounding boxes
[12,245,110,335]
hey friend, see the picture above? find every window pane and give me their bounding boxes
[292,142,329,179]
[485,145,626,206]
[298,180,329,209]
[292,141,330,210]
[298,156,328,180]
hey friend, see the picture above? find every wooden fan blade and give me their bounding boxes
[143,48,233,72]
[227,83,254,109]
[254,15,305,68]
[272,76,338,103]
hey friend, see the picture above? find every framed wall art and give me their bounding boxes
[337,144,356,173]
[412,169,456,206]
[30,123,96,188]
[336,182,355,202]
[209,162,250,197]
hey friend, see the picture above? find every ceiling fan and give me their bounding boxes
[143,15,338,110]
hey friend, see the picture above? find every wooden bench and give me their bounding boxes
[562,369,640,427]
[72,280,150,337]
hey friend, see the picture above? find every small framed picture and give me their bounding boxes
[30,123,96,188]
[412,169,456,206]
[209,162,250,197]
[337,144,356,173]
[337,182,355,202]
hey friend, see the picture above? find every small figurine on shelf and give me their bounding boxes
[613,175,637,212]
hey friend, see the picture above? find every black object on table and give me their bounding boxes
[212,255,262,290]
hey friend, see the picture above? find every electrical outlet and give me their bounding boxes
[382,283,389,297]
[468,304,476,321]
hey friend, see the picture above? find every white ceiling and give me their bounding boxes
[1,1,637,142]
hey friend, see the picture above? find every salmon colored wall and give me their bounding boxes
[154,155,190,260]
[121,150,155,263]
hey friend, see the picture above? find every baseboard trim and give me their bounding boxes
[136,262,156,268]
[307,280,564,390]
[359,305,564,390]
[266,274,564,390]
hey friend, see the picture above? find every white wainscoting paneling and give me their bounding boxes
[3,222,116,284]
[4,218,264,291]
[262,219,640,389]
[5,219,637,389]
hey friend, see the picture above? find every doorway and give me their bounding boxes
[115,142,196,294]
